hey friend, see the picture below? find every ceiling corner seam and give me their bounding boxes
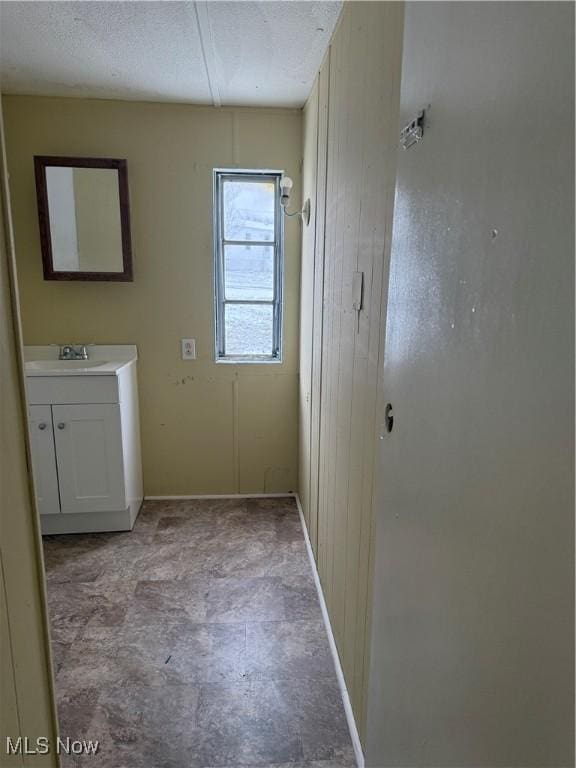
[194,0,222,108]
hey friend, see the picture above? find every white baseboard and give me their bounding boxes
[293,493,365,768]
[144,493,295,500]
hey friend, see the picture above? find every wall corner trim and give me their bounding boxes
[294,493,365,768]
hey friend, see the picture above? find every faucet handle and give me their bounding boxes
[54,344,94,360]
[58,344,73,360]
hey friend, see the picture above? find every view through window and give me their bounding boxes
[214,171,283,361]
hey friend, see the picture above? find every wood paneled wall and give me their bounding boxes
[298,77,318,542]
[299,52,329,555]
[299,1,404,742]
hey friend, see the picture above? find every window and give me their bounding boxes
[214,170,283,362]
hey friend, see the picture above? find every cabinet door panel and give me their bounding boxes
[53,404,126,514]
[28,405,60,515]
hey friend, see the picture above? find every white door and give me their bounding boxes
[52,404,125,514]
[366,4,574,766]
[28,405,60,515]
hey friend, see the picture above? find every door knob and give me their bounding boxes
[38,423,47,430]
[57,422,66,430]
[385,403,394,433]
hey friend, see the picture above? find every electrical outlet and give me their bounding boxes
[181,338,196,360]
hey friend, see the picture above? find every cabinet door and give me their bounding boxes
[52,404,126,514]
[28,405,61,515]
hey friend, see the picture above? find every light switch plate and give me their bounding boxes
[181,338,196,360]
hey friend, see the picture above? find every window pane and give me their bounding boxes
[224,245,274,301]
[225,304,274,356]
[223,180,275,241]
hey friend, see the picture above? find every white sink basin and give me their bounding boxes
[27,360,109,372]
[24,346,137,377]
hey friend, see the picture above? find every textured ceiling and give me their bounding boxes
[0,1,341,108]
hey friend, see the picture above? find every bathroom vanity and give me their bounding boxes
[24,345,143,534]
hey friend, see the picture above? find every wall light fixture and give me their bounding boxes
[280,175,311,226]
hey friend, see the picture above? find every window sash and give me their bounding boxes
[214,170,283,362]
[222,239,274,247]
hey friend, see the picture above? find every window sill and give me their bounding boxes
[215,357,283,365]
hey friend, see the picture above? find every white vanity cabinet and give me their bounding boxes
[28,404,61,516]
[25,345,143,534]
[31,403,125,516]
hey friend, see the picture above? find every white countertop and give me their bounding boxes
[24,345,138,377]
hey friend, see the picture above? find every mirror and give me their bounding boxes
[34,156,133,281]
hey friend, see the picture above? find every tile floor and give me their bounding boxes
[43,497,356,768]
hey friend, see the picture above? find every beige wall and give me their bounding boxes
[3,96,302,495]
[0,100,58,766]
[299,2,404,744]
[366,2,574,766]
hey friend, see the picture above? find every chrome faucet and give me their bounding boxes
[59,344,89,361]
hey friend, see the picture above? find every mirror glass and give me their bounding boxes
[35,156,133,281]
[45,166,123,273]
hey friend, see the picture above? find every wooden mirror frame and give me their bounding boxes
[34,156,134,282]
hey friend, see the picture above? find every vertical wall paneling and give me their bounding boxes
[299,2,404,741]
[309,54,330,556]
[299,79,319,535]
[300,50,330,556]
[351,8,405,734]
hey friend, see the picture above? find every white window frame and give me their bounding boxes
[213,169,284,363]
